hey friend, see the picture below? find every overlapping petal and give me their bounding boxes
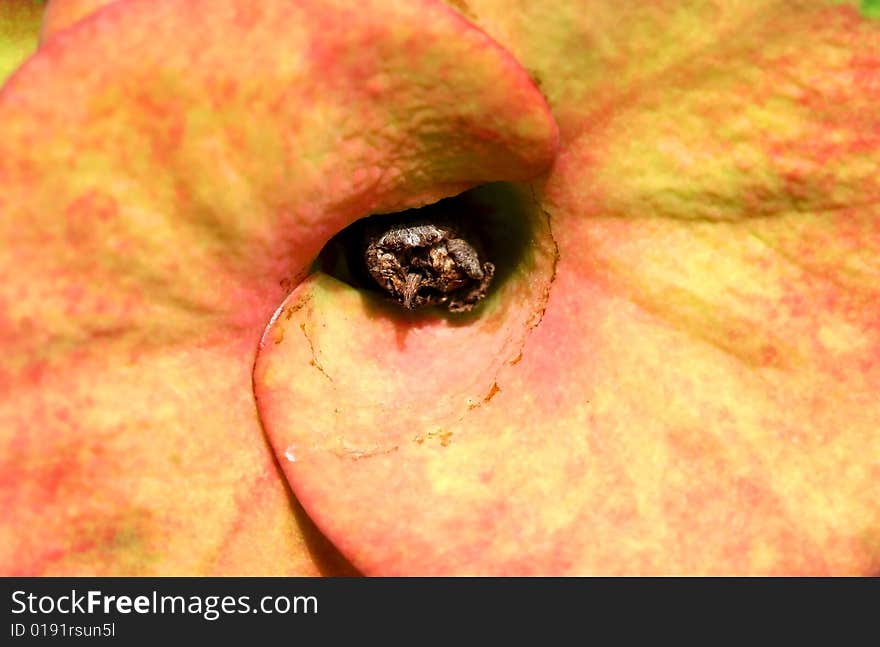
[0,0,556,574]
[256,0,880,574]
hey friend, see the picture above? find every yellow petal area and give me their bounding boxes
[255,1,880,573]
[0,0,556,574]
[0,0,44,84]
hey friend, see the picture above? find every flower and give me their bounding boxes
[2,0,878,575]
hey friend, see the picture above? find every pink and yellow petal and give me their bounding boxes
[256,0,880,574]
[0,0,556,574]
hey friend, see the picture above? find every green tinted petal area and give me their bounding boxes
[862,0,880,19]
[0,1,45,85]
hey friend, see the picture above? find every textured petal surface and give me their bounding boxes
[40,0,117,39]
[255,0,880,574]
[0,0,556,574]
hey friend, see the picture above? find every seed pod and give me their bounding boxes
[364,220,494,312]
